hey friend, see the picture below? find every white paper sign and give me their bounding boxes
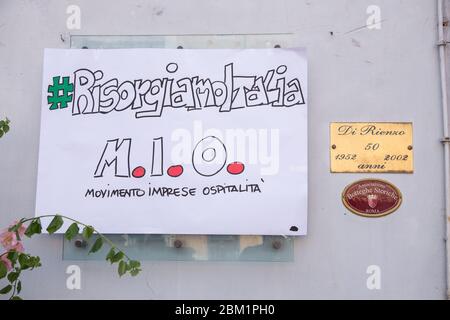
[36,48,307,235]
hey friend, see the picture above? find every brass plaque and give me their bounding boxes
[330,122,413,173]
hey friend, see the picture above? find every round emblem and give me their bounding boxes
[342,179,402,217]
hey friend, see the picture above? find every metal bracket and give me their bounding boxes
[441,137,450,143]
[437,40,450,47]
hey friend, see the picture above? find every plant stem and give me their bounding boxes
[1,215,140,300]
[19,215,133,261]
[10,277,17,299]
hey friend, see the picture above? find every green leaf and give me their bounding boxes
[46,215,64,234]
[0,261,7,279]
[64,223,79,241]
[7,251,18,264]
[0,285,12,294]
[18,254,29,269]
[11,296,22,300]
[82,226,94,240]
[17,280,22,294]
[118,260,127,277]
[19,255,41,270]
[25,219,42,238]
[2,124,9,133]
[0,120,5,127]
[129,260,141,269]
[7,271,20,283]
[89,237,103,254]
[106,248,115,263]
[130,269,141,277]
[111,251,124,264]
[0,130,3,138]
[28,256,41,269]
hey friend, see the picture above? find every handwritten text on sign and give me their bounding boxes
[330,122,413,173]
[36,48,308,235]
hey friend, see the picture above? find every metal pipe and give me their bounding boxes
[437,0,450,300]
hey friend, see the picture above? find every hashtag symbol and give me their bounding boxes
[47,76,74,110]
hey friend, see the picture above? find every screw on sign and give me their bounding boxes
[342,179,402,217]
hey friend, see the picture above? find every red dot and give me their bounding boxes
[167,165,184,177]
[132,166,146,178]
[227,162,245,175]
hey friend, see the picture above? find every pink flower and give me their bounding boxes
[10,241,24,253]
[0,254,12,271]
[0,231,19,251]
[0,221,26,252]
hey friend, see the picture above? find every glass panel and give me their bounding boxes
[70,34,294,49]
[63,234,293,261]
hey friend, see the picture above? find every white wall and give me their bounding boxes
[0,0,446,299]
